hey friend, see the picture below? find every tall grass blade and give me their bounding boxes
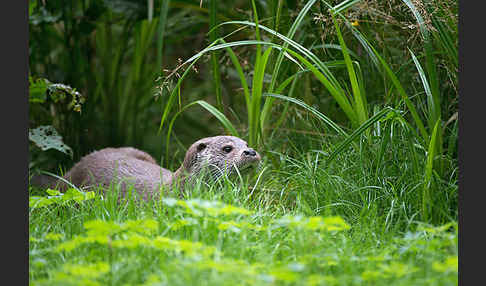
[332,0,362,14]
[249,46,273,146]
[124,20,159,143]
[220,39,251,108]
[168,38,359,133]
[165,100,239,164]
[209,0,223,111]
[346,25,429,142]
[218,21,343,91]
[192,100,239,137]
[409,48,435,129]
[326,107,395,165]
[248,0,263,146]
[217,20,357,125]
[275,73,300,94]
[446,117,458,159]
[250,0,262,43]
[331,11,368,126]
[270,75,299,138]
[431,15,457,69]
[264,93,348,137]
[402,0,441,129]
[262,0,318,127]
[158,40,220,133]
[262,72,301,138]
[422,118,441,221]
[409,47,443,173]
[271,0,284,37]
[310,44,361,61]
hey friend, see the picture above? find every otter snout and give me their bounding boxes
[243,149,257,157]
[242,148,261,162]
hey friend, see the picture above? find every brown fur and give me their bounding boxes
[30,136,261,200]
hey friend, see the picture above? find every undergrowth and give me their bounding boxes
[29,130,457,286]
[29,0,457,285]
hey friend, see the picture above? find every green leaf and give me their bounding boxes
[165,100,238,163]
[347,25,429,143]
[28,76,48,103]
[264,93,348,137]
[422,119,441,221]
[209,0,223,111]
[221,39,251,108]
[29,125,73,158]
[46,189,62,196]
[216,21,357,125]
[261,0,319,136]
[331,0,362,14]
[331,12,368,127]
[249,46,273,145]
[326,107,396,165]
[403,0,441,130]
[409,48,437,129]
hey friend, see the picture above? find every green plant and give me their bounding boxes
[29,2,458,283]
[29,76,85,171]
[29,180,457,285]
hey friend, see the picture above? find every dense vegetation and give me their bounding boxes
[29,0,458,285]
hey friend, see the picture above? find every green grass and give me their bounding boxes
[29,128,457,286]
[29,0,457,285]
[29,203,457,285]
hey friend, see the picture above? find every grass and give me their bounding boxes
[29,205,457,285]
[29,0,457,285]
[29,126,457,285]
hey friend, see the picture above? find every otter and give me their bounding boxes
[30,136,261,200]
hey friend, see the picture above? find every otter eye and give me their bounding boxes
[222,146,233,153]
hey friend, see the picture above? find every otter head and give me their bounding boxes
[181,135,261,181]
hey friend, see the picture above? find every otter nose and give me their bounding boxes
[243,149,257,157]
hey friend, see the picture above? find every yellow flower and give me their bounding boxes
[352,20,359,26]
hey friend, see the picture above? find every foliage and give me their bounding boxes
[29,125,73,158]
[29,76,84,169]
[29,188,457,286]
[150,0,457,222]
[29,188,98,209]
[29,0,457,284]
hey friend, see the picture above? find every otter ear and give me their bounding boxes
[183,142,206,170]
[197,142,207,152]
